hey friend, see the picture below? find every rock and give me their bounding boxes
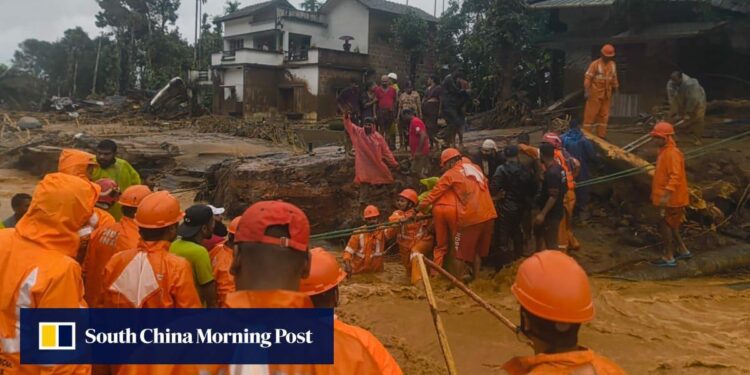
[17,117,42,130]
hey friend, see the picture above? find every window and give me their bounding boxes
[229,39,244,51]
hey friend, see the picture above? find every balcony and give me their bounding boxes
[276,8,326,25]
[211,48,285,67]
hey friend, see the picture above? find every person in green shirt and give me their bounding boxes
[169,204,219,307]
[91,139,142,221]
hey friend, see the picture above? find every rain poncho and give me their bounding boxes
[91,158,142,221]
[344,116,399,185]
[667,73,706,118]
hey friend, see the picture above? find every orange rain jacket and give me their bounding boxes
[420,159,497,229]
[208,242,235,306]
[101,241,201,308]
[503,348,627,375]
[651,137,689,208]
[83,216,142,307]
[0,173,98,375]
[58,148,96,179]
[386,209,433,283]
[343,227,387,274]
[221,290,399,375]
[584,58,619,100]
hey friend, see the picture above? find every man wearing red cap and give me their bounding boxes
[226,200,394,373]
[583,44,620,139]
[649,122,691,267]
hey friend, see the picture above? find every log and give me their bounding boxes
[584,131,655,187]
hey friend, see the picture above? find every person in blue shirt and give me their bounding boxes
[561,120,596,220]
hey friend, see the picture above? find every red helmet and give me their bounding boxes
[363,205,380,219]
[542,132,562,149]
[440,148,461,167]
[398,189,419,205]
[512,250,594,323]
[650,122,675,138]
[95,178,119,204]
[601,44,616,57]
[299,247,347,295]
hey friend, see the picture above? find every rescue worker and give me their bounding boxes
[226,200,393,373]
[470,139,506,178]
[91,139,142,221]
[502,250,627,374]
[542,133,580,252]
[343,113,399,203]
[418,148,497,281]
[84,184,152,307]
[170,204,219,307]
[649,122,692,267]
[667,71,707,146]
[1,193,31,229]
[386,189,434,284]
[0,173,98,374]
[534,143,566,251]
[209,216,240,306]
[561,121,596,220]
[101,191,201,308]
[300,247,404,375]
[491,145,537,266]
[343,205,387,275]
[583,44,619,139]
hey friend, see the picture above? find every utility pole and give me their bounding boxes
[194,0,199,64]
[434,0,437,17]
[91,35,103,96]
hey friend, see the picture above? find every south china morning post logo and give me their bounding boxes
[38,322,76,350]
[84,327,313,348]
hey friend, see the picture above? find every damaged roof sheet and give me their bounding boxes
[530,0,750,13]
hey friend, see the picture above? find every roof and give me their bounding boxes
[612,21,727,42]
[530,0,750,13]
[320,0,437,22]
[215,0,294,22]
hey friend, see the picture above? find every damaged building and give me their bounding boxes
[211,0,437,120]
[530,0,750,118]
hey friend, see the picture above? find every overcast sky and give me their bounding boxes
[0,0,444,65]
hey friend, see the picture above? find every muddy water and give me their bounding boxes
[337,261,750,375]
[0,169,39,219]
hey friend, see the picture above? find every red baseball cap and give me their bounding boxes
[235,201,310,252]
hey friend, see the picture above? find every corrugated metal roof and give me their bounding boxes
[358,0,438,22]
[530,0,750,13]
[612,21,727,41]
[215,0,294,22]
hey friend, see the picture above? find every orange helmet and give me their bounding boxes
[228,216,242,235]
[299,247,347,295]
[363,205,380,219]
[119,185,152,208]
[134,191,184,228]
[398,189,418,205]
[650,121,674,138]
[511,250,594,324]
[601,44,615,57]
[440,148,461,167]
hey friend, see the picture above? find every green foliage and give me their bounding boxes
[0,65,46,109]
[391,11,430,84]
[299,0,322,12]
[224,0,241,15]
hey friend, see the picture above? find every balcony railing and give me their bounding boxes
[212,48,284,67]
[277,8,326,24]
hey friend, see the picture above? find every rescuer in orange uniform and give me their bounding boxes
[84,184,152,307]
[649,122,692,267]
[343,205,387,275]
[419,149,461,271]
[300,247,404,375]
[209,216,240,306]
[58,148,116,234]
[502,250,627,374]
[386,189,434,284]
[583,44,620,139]
[101,191,201,308]
[0,172,99,375]
[224,200,397,374]
[542,133,581,252]
[418,148,497,281]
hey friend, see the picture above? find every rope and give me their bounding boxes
[310,215,433,241]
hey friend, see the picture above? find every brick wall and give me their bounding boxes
[318,66,363,119]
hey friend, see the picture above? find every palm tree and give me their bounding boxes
[299,0,321,12]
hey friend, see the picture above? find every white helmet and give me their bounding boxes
[481,139,497,151]
[387,72,398,81]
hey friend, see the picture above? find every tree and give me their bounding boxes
[392,11,430,85]
[0,64,45,109]
[224,0,241,15]
[299,0,322,12]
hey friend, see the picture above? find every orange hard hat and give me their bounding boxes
[440,148,461,167]
[398,189,419,205]
[299,247,347,295]
[363,205,380,219]
[601,44,615,57]
[650,121,675,138]
[228,216,242,235]
[511,250,595,324]
[134,190,184,228]
[119,185,152,208]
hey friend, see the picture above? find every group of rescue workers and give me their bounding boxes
[0,42,699,374]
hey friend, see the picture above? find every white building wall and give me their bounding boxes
[288,66,319,95]
[322,0,369,53]
[224,67,245,101]
[224,19,277,37]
